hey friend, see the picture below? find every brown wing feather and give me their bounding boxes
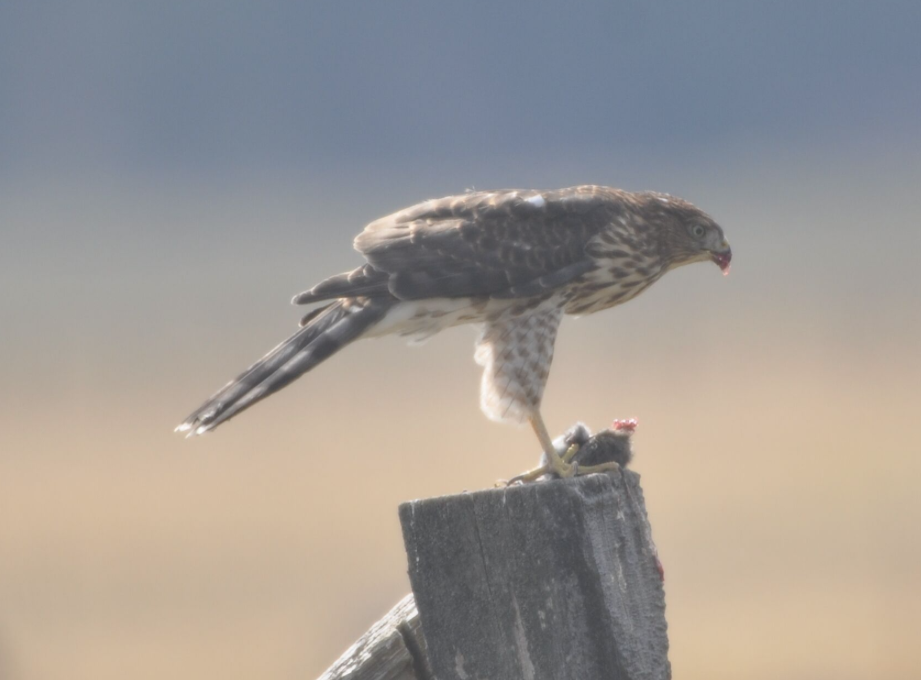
[296,186,621,305]
[292,264,390,305]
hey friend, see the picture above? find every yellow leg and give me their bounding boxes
[500,413,570,485]
[529,412,573,478]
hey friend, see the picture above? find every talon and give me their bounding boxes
[577,461,622,476]
[562,443,581,464]
[549,457,570,478]
[506,466,551,485]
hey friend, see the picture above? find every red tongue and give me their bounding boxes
[713,250,732,275]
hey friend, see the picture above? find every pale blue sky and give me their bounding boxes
[2,1,919,177]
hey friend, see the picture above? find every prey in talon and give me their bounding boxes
[505,420,637,485]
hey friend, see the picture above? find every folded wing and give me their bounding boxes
[294,186,620,305]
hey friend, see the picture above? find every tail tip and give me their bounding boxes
[174,419,215,437]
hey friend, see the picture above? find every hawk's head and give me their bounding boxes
[642,193,732,275]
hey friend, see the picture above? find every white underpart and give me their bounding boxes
[366,298,493,343]
[525,193,546,208]
[367,298,565,423]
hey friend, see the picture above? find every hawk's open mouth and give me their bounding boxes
[712,248,732,276]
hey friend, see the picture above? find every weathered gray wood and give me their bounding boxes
[399,469,669,680]
[318,594,430,680]
[317,429,667,680]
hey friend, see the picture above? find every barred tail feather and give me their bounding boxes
[175,299,389,436]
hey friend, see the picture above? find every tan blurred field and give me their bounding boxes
[1,161,920,679]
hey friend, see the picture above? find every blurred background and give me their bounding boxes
[2,1,920,678]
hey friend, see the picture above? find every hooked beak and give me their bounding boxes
[711,240,732,276]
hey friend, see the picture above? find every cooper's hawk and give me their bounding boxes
[176,186,730,478]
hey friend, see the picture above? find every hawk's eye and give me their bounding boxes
[690,224,706,239]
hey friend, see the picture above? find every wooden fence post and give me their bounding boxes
[318,466,669,680]
[317,594,430,680]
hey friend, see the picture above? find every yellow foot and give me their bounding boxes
[502,448,622,486]
[498,416,621,486]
